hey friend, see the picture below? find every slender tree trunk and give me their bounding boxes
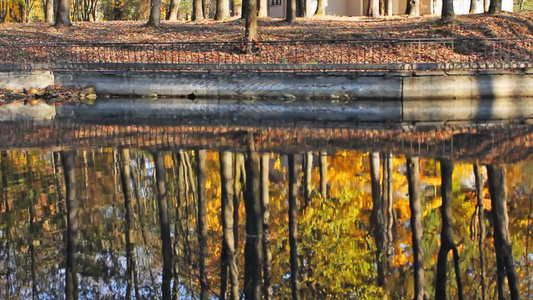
[435,160,464,300]
[234,153,245,251]
[488,0,501,14]
[261,153,273,300]
[196,150,209,300]
[232,0,242,16]
[244,0,257,45]
[314,0,325,15]
[244,134,263,300]
[154,152,172,300]
[473,164,487,300]
[303,152,313,208]
[54,0,71,28]
[319,151,327,200]
[286,0,296,22]
[220,151,239,300]
[469,0,480,13]
[288,154,301,300]
[193,0,204,20]
[204,0,211,18]
[383,153,394,252]
[167,0,180,21]
[257,0,267,17]
[441,0,455,23]
[146,0,161,26]
[216,0,231,20]
[45,0,54,23]
[385,0,392,16]
[487,165,520,300]
[407,157,428,300]
[406,0,420,16]
[296,0,305,17]
[370,152,386,287]
[61,151,78,300]
[367,0,380,17]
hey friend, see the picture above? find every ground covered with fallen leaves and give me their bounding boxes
[0,12,532,44]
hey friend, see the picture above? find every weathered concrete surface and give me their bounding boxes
[0,102,56,121]
[403,98,533,122]
[55,99,402,123]
[0,71,54,89]
[403,74,533,99]
[54,71,402,100]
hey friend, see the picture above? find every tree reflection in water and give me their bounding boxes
[0,125,531,299]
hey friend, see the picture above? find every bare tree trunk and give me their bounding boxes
[469,0,480,13]
[167,0,181,21]
[367,0,380,17]
[216,0,230,20]
[288,154,301,300]
[61,151,78,300]
[370,152,386,286]
[303,152,313,208]
[261,153,273,300]
[257,0,267,17]
[204,0,211,18]
[195,150,209,300]
[487,165,520,300]
[244,0,257,46]
[406,0,420,16]
[319,151,327,200]
[488,0,501,14]
[232,0,242,16]
[220,151,239,300]
[314,0,325,15]
[441,0,455,23]
[383,153,394,254]
[146,0,161,26]
[193,0,204,20]
[407,157,428,300]
[244,134,263,300]
[54,0,71,28]
[385,0,392,16]
[45,0,54,23]
[435,160,464,300]
[154,152,172,300]
[296,0,305,17]
[286,0,296,22]
[473,164,487,300]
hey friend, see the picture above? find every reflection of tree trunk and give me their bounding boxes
[154,152,172,300]
[196,150,209,300]
[220,151,239,300]
[261,153,273,300]
[319,151,327,200]
[61,151,78,300]
[473,164,486,300]
[303,152,313,208]
[406,157,428,300]
[370,152,386,286]
[288,154,301,300]
[435,159,463,300]
[383,153,394,252]
[487,165,520,300]
[244,134,263,300]
[233,153,245,251]
[120,150,141,300]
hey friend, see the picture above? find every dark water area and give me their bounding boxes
[0,120,531,299]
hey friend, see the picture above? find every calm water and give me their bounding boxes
[0,120,531,299]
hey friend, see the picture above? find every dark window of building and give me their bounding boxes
[270,0,282,6]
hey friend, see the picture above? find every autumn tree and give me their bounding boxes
[406,0,420,17]
[288,154,301,300]
[441,0,455,23]
[314,0,325,15]
[261,153,273,299]
[487,165,520,300]
[367,0,380,17]
[54,0,71,27]
[146,0,161,26]
[370,152,387,286]
[167,0,180,21]
[488,0,501,14]
[435,159,463,300]
[286,0,296,22]
[193,0,204,20]
[61,151,78,300]
[196,150,209,300]
[216,0,230,20]
[473,164,487,300]
[45,0,54,23]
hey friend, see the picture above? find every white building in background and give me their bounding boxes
[268,0,513,18]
